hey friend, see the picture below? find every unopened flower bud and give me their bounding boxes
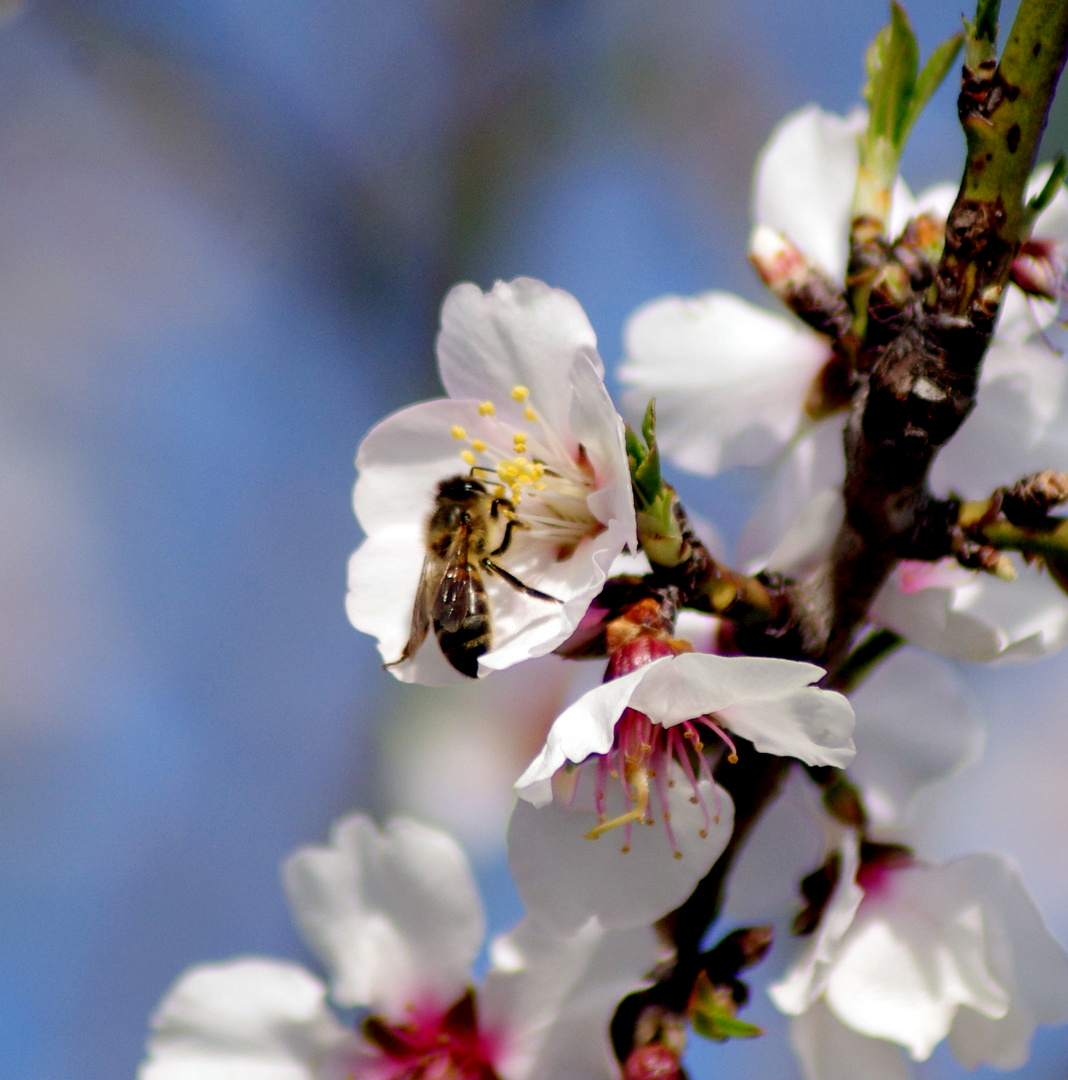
[1011,238,1067,300]
[623,1043,683,1080]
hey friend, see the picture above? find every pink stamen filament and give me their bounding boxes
[583,707,736,855]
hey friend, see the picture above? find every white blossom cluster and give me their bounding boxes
[140,102,1068,1080]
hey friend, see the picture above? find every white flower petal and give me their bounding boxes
[737,423,846,575]
[946,854,1068,1070]
[753,105,865,281]
[825,861,1010,1061]
[790,1000,914,1080]
[515,672,644,806]
[140,958,357,1080]
[353,399,496,535]
[437,278,601,441]
[770,832,863,1016]
[282,815,484,1016]
[481,916,663,1080]
[508,763,734,932]
[620,291,830,474]
[627,653,854,767]
[847,647,982,825]
[930,341,1068,499]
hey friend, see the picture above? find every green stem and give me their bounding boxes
[980,517,1068,559]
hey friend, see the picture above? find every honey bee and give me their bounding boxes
[388,475,559,678]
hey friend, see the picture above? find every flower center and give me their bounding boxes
[449,385,601,555]
[583,707,737,857]
[361,991,502,1080]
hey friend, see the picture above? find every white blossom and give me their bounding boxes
[621,103,1068,663]
[770,833,1068,1073]
[348,277,635,684]
[141,814,663,1080]
[507,650,854,932]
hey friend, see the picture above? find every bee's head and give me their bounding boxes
[437,475,488,503]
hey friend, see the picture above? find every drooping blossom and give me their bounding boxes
[769,832,1068,1076]
[348,277,635,684]
[620,104,1068,662]
[508,646,855,932]
[140,813,663,1080]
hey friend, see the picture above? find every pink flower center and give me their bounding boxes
[583,706,735,857]
[361,992,502,1080]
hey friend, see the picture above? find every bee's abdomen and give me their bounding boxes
[435,586,491,678]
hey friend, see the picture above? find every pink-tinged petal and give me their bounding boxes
[770,832,863,1016]
[481,916,664,1080]
[567,353,638,552]
[790,1001,914,1080]
[140,958,358,1080]
[282,815,484,1017]
[437,278,601,441]
[847,648,982,825]
[871,558,1068,662]
[508,763,734,933]
[825,861,1009,1061]
[620,291,830,474]
[753,106,865,281]
[946,854,1068,1070]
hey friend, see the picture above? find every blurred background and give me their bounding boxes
[3,0,1068,1076]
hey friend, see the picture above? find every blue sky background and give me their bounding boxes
[2,1,1068,1077]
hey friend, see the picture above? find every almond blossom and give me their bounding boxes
[348,277,635,684]
[769,832,1068,1077]
[140,813,663,1080]
[507,648,855,932]
[621,104,1068,664]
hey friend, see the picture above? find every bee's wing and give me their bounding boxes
[432,525,477,634]
[386,554,435,667]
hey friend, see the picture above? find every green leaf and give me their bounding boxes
[901,32,964,142]
[687,972,764,1044]
[864,2,919,151]
[1028,155,1068,214]
[626,400,662,510]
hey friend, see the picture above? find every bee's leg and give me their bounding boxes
[489,514,521,556]
[482,558,560,602]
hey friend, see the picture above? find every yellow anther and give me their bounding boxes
[492,485,505,498]
[513,445,527,457]
[470,439,487,452]
[513,432,528,447]
[524,405,537,422]
[451,425,467,440]
[478,400,496,416]
[518,473,534,486]
[727,752,739,764]
[511,385,530,401]
[535,482,547,490]
[461,450,476,466]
